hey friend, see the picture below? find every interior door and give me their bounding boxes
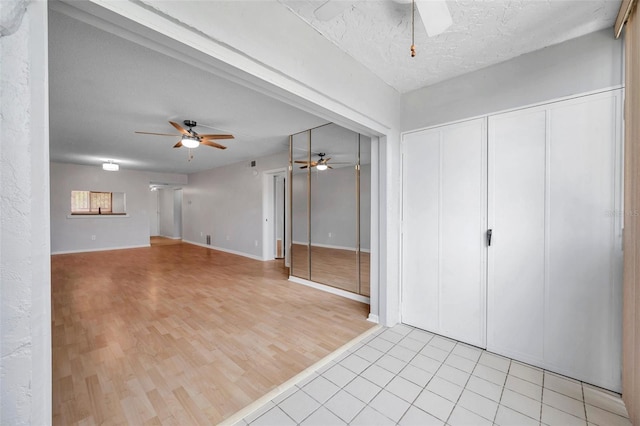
[402,118,487,347]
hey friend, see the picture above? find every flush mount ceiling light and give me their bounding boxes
[102,160,119,171]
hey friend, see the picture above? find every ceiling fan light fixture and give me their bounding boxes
[102,161,119,171]
[316,163,328,171]
[181,135,200,149]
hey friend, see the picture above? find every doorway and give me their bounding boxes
[262,168,287,261]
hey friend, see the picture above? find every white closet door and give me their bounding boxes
[545,93,623,390]
[487,109,547,363]
[488,91,623,391]
[402,119,487,347]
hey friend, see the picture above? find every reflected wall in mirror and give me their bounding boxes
[291,131,310,280]
[359,137,372,296]
[309,125,358,291]
[289,123,371,297]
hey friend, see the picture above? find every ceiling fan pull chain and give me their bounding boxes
[411,0,416,57]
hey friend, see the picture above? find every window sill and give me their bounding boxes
[66,214,129,219]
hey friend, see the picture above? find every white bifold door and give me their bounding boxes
[402,118,487,348]
[402,90,623,391]
[487,91,623,391]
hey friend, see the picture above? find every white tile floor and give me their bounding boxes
[236,324,630,426]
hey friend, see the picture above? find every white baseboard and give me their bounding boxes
[182,240,264,261]
[367,313,379,324]
[51,244,150,255]
[288,276,370,304]
[157,235,182,240]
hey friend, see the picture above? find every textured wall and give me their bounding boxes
[0,1,51,424]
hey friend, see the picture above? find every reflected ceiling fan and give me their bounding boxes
[135,120,234,150]
[313,0,452,57]
[295,153,347,170]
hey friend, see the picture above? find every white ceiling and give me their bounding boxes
[48,8,329,174]
[49,1,620,175]
[280,0,620,93]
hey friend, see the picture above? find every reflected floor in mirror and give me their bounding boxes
[291,243,370,296]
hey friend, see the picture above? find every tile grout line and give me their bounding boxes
[497,359,513,425]
[335,328,408,424]
[582,381,588,424]
[444,344,484,425]
[393,331,440,424]
[365,329,431,423]
[540,367,545,425]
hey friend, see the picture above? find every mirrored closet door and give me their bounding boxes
[289,123,370,297]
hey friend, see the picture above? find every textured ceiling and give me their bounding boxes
[280,0,620,93]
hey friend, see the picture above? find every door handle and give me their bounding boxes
[487,229,493,247]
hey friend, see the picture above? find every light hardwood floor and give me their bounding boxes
[52,242,373,425]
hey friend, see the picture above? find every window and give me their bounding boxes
[70,191,116,214]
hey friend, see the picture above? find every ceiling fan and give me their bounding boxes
[135,120,234,150]
[312,0,452,56]
[295,153,345,170]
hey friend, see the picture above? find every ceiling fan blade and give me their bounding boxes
[299,165,309,169]
[199,134,235,140]
[328,166,334,169]
[415,0,452,37]
[201,140,227,150]
[169,121,190,135]
[135,131,180,137]
[324,158,332,162]
[294,160,311,164]
[173,141,183,148]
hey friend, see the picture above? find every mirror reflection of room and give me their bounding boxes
[290,123,371,297]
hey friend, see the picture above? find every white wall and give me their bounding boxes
[402,29,624,131]
[50,162,187,253]
[182,151,288,259]
[0,1,51,424]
